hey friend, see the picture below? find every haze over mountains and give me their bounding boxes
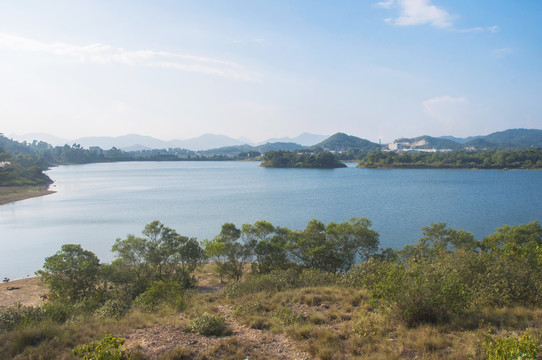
[8,129,542,153]
[9,132,330,151]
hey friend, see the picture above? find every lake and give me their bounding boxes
[1,161,541,279]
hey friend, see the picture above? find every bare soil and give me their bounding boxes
[0,277,45,308]
[0,186,55,205]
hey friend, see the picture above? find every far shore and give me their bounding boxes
[0,186,55,206]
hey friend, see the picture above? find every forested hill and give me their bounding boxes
[261,150,347,168]
[469,128,542,149]
[0,146,53,186]
[438,129,542,149]
[311,133,381,152]
[357,149,542,169]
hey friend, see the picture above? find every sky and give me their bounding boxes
[0,0,541,143]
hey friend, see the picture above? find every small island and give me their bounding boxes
[260,150,347,168]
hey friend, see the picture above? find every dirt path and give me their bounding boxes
[216,304,311,360]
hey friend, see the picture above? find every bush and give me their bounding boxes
[73,334,131,360]
[0,305,45,333]
[189,312,227,336]
[298,269,340,288]
[134,280,186,312]
[390,261,471,326]
[224,268,301,298]
[273,304,305,325]
[96,298,132,319]
[482,333,541,360]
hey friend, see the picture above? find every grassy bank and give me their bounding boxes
[1,266,541,359]
[0,186,55,205]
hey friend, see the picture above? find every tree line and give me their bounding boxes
[261,150,346,168]
[32,217,542,327]
[356,149,542,169]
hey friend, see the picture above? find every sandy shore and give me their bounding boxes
[0,186,55,206]
[0,277,45,308]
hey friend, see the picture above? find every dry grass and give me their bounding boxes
[3,268,542,359]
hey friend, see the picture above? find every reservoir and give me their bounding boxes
[1,161,541,279]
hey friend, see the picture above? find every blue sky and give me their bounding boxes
[1,0,541,143]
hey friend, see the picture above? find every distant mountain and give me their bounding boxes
[9,133,70,146]
[263,132,329,147]
[463,138,497,149]
[312,133,381,151]
[439,135,481,144]
[73,134,171,150]
[396,135,464,150]
[472,128,542,149]
[168,134,246,151]
[201,142,303,156]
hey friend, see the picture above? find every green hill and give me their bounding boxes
[312,133,381,151]
[471,128,542,149]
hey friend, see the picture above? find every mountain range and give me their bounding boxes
[7,129,542,155]
[9,132,329,151]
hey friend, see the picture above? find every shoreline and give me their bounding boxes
[0,186,56,206]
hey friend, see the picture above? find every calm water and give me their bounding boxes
[1,161,541,279]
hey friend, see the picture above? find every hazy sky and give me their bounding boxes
[1,1,541,143]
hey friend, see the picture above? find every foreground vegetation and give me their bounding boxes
[1,218,542,359]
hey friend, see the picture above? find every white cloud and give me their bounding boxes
[423,96,470,127]
[0,33,261,81]
[376,1,500,32]
[488,25,500,33]
[377,0,453,28]
[492,47,514,58]
[375,0,395,9]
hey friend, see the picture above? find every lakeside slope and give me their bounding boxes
[0,186,55,206]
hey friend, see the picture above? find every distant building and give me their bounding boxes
[388,142,409,151]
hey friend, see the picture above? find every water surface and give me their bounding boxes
[1,161,541,279]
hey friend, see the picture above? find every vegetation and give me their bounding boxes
[357,148,542,169]
[1,218,542,359]
[0,147,52,186]
[310,132,381,152]
[261,150,347,168]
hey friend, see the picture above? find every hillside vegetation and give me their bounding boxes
[1,218,542,359]
[261,151,346,168]
[357,149,542,169]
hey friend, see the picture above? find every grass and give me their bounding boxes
[2,269,542,359]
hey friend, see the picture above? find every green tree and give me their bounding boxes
[288,218,379,273]
[111,221,204,295]
[205,223,254,281]
[36,244,101,302]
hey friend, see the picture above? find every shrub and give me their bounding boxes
[273,304,305,325]
[224,268,301,298]
[482,333,541,360]
[391,261,471,326]
[73,334,131,360]
[232,300,264,318]
[96,298,132,319]
[189,312,227,336]
[134,280,186,312]
[0,304,45,333]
